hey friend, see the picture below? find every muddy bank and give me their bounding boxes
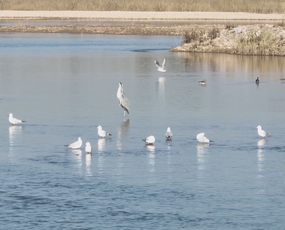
[171,24,285,56]
[0,23,204,35]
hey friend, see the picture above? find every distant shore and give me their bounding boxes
[0,11,284,22]
[0,11,284,36]
[1,11,285,56]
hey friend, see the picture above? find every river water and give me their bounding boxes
[0,33,285,229]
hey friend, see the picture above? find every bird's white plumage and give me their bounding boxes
[117,82,130,116]
[196,133,210,144]
[8,113,25,125]
[143,135,155,145]
[257,125,268,138]
[67,137,82,149]
[165,127,172,140]
[97,125,111,138]
[85,142,92,153]
[198,80,207,85]
[154,58,166,72]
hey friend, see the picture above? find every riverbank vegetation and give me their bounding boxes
[171,24,285,56]
[0,0,285,13]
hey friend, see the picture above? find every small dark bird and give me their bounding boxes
[255,77,259,84]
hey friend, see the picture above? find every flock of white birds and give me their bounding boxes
[8,59,270,154]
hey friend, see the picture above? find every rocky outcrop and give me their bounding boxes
[171,24,285,56]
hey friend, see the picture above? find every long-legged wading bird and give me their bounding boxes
[117,82,130,116]
[65,137,82,149]
[97,125,112,138]
[154,58,166,72]
[8,113,25,125]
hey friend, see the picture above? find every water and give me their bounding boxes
[0,33,285,229]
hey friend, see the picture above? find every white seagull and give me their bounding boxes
[65,137,82,149]
[97,125,112,138]
[85,142,92,154]
[143,135,155,145]
[8,113,25,125]
[257,125,269,138]
[196,133,211,144]
[154,58,166,72]
[165,127,173,141]
[117,82,130,116]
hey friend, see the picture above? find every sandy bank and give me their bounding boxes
[0,11,284,22]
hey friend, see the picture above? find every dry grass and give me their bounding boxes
[174,25,285,56]
[0,0,285,13]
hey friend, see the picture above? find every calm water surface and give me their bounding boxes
[0,33,285,229]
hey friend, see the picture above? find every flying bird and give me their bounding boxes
[154,58,166,72]
[97,125,112,138]
[117,82,130,116]
[143,135,155,145]
[257,125,269,138]
[8,113,25,125]
[65,137,82,149]
[85,142,92,154]
[196,132,212,144]
[165,127,173,141]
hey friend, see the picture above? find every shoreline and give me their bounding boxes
[0,11,284,22]
[0,11,284,36]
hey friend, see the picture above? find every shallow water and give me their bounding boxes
[0,33,285,229]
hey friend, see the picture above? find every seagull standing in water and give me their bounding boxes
[165,127,173,141]
[97,125,112,138]
[154,58,166,72]
[256,77,260,84]
[117,82,130,116]
[257,125,269,138]
[196,133,212,144]
[8,113,25,125]
[85,142,92,154]
[143,135,155,145]
[65,137,82,149]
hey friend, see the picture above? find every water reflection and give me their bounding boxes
[70,149,82,171]
[156,76,165,103]
[175,52,285,75]
[9,126,22,146]
[98,138,106,153]
[116,119,130,150]
[85,153,92,176]
[97,153,105,174]
[257,139,266,172]
[197,144,209,172]
[257,139,265,194]
[147,146,155,173]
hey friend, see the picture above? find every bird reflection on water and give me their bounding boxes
[117,119,130,150]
